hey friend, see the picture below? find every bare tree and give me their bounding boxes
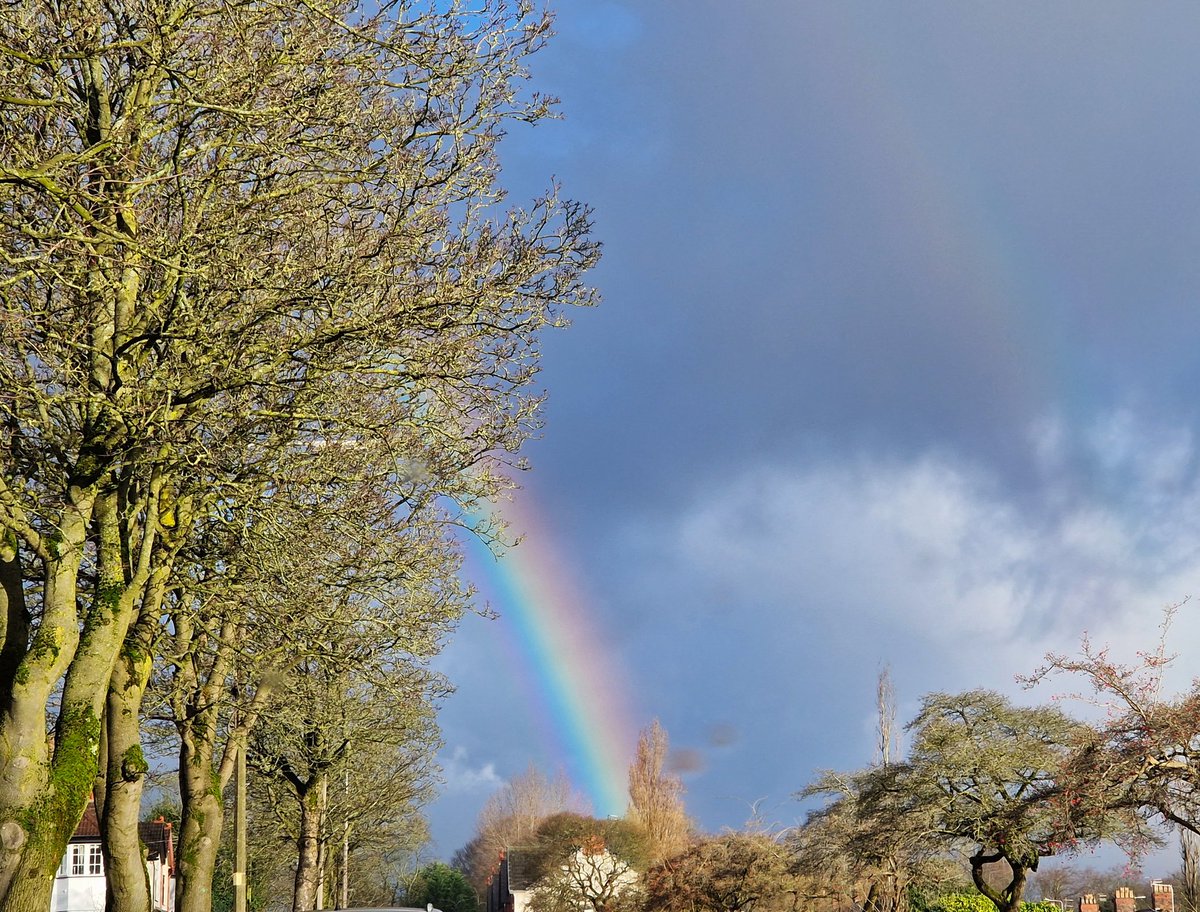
[455,765,583,893]
[0,0,597,908]
[627,721,691,862]
[1027,865,1073,902]
[156,421,471,912]
[877,667,898,768]
[798,667,911,912]
[251,653,442,912]
[801,765,941,912]
[1025,609,1200,846]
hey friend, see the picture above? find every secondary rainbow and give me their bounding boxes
[465,487,635,818]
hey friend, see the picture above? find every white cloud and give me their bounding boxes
[620,411,1200,695]
[440,747,503,795]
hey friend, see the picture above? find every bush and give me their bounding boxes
[927,892,1063,912]
[404,862,478,912]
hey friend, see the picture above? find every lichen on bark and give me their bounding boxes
[17,704,100,851]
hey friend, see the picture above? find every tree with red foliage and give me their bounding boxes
[1023,606,1200,846]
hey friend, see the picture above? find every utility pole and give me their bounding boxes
[234,733,248,912]
[316,778,328,911]
[341,760,350,910]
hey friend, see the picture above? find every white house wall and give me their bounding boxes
[50,843,106,912]
[50,840,174,912]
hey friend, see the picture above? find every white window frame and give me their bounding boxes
[87,843,103,875]
[70,845,85,876]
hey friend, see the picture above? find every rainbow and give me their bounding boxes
[463,483,636,818]
[799,4,1080,413]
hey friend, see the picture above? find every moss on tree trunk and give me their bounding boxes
[101,634,154,912]
[176,743,225,912]
[0,704,101,912]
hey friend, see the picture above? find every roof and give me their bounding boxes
[505,849,538,891]
[69,800,176,874]
[139,820,175,872]
[70,802,100,840]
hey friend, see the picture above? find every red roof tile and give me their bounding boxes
[72,801,100,839]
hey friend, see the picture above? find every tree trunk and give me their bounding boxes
[58,489,148,912]
[1,702,103,912]
[171,615,270,912]
[864,881,882,912]
[970,855,1027,912]
[176,733,226,912]
[2,833,74,912]
[0,541,33,903]
[1182,829,1199,912]
[293,778,326,912]
[0,542,30,714]
[0,494,97,912]
[0,692,91,912]
[102,628,156,912]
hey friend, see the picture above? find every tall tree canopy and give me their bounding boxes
[627,720,691,863]
[804,691,1147,912]
[905,691,1141,912]
[0,1,597,909]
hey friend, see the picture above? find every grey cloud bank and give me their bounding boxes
[426,2,1200,861]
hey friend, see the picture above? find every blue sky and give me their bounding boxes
[424,1,1200,873]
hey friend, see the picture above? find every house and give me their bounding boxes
[486,849,536,912]
[486,842,639,912]
[1078,885,1175,912]
[138,817,177,912]
[51,801,176,912]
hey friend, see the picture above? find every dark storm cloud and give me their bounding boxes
[428,2,1200,860]
[509,1,1200,523]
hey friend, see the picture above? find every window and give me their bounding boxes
[87,844,103,875]
[70,846,84,876]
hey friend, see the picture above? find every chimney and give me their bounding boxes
[1153,883,1175,912]
[1115,887,1136,912]
[1081,894,1100,912]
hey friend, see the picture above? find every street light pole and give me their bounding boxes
[234,735,247,912]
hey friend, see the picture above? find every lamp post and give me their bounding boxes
[234,715,248,912]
